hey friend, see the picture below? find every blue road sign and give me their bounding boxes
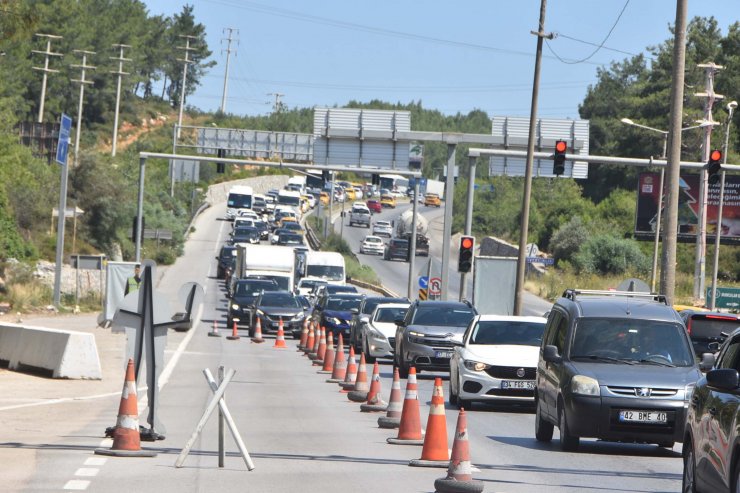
[526,257,555,266]
[418,276,429,289]
[56,113,72,165]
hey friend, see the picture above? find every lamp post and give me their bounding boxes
[709,100,738,310]
[620,118,712,293]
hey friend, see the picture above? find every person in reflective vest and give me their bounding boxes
[125,264,141,295]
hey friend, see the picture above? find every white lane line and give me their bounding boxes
[63,479,90,490]
[84,457,107,466]
[74,468,99,477]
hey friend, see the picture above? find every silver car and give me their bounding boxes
[372,220,393,238]
[362,303,410,362]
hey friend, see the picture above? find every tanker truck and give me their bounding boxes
[395,210,430,256]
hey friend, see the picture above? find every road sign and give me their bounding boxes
[56,113,72,165]
[706,287,740,309]
[418,276,429,289]
[429,277,442,296]
[526,257,555,266]
[418,288,427,300]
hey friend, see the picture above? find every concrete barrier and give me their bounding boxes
[0,323,102,379]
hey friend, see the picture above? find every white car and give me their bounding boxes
[233,217,255,230]
[449,315,547,409]
[360,235,385,255]
[372,220,393,238]
[237,210,259,220]
[362,303,410,362]
[353,187,364,200]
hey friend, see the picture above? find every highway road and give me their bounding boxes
[3,200,685,493]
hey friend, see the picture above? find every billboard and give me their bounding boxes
[635,172,740,243]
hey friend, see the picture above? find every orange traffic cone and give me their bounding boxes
[308,326,323,360]
[251,316,265,343]
[95,359,156,457]
[298,318,309,351]
[410,377,449,468]
[348,353,370,402]
[387,366,424,445]
[326,333,347,383]
[361,362,388,412]
[317,332,335,372]
[303,322,315,355]
[433,408,484,493]
[208,320,221,337]
[273,319,287,348]
[339,346,358,392]
[226,321,241,340]
[378,367,403,428]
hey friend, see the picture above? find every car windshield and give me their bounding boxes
[284,222,302,231]
[327,285,357,293]
[260,275,290,291]
[570,318,695,366]
[365,237,382,244]
[362,298,401,315]
[376,221,390,227]
[299,279,325,290]
[375,307,408,323]
[279,234,304,244]
[254,221,267,229]
[259,292,300,308]
[235,281,278,297]
[469,320,545,346]
[306,265,344,281]
[412,306,475,327]
[296,296,312,310]
[326,297,363,311]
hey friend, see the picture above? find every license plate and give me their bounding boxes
[618,410,667,423]
[501,380,535,390]
[434,351,453,359]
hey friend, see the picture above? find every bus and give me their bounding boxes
[277,189,302,209]
[226,185,254,220]
[379,174,409,194]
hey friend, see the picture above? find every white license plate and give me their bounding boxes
[434,351,453,359]
[618,410,667,423]
[501,380,535,390]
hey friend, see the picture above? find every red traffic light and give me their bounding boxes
[555,140,567,153]
[710,149,722,162]
[461,237,473,249]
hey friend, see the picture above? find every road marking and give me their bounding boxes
[63,479,90,490]
[84,457,106,466]
[74,468,99,477]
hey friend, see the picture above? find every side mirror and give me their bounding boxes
[350,308,359,314]
[395,318,406,327]
[706,368,739,390]
[700,352,716,372]
[707,341,721,353]
[543,345,562,364]
[360,315,370,324]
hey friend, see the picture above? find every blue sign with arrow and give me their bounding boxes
[55,113,72,165]
[418,276,429,289]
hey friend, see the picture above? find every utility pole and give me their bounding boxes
[110,44,131,157]
[177,35,197,138]
[693,62,723,302]
[220,28,238,114]
[268,92,284,114]
[31,33,63,123]
[514,0,551,315]
[659,0,689,304]
[70,50,96,168]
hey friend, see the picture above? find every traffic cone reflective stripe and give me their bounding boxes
[327,333,347,383]
[298,318,309,350]
[433,409,484,493]
[226,321,241,340]
[410,377,449,467]
[316,327,327,361]
[361,362,388,412]
[317,332,335,372]
[308,325,322,360]
[94,359,156,457]
[303,323,315,355]
[251,317,264,343]
[348,353,369,402]
[339,346,358,392]
[387,367,423,445]
[274,319,287,348]
[378,367,403,428]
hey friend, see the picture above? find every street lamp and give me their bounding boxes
[619,118,713,292]
[709,100,738,310]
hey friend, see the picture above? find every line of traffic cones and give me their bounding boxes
[326,334,347,383]
[338,346,358,392]
[226,321,240,341]
[387,366,423,445]
[297,318,309,351]
[316,332,335,372]
[378,367,403,428]
[360,362,388,412]
[409,377,449,467]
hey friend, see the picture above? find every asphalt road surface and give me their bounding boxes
[2,201,684,493]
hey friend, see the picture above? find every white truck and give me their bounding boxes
[305,251,346,285]
[424,179,445,198]
[238,244,295,291]
[226,185,254,220]
[348,203,371,228]
[396,210,430,257]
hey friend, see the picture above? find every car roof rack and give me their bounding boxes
[562,289,668,305]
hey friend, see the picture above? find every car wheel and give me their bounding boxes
[558,406,579,452]
[363,338,376,363]
[534,398,554,442]
[682,441,697,493]
[448,378,457,405]
[397,352,409,379]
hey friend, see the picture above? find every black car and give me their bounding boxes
[312,293,364,342]
[231,226,260,245]
[680,309,740,356]
[535,289,709,452]
[227,278,280,329]
[349,296,410,352]
[277,233,305,246]
[251,290,306,338]
[384,238,409,261]
[216,245,237,279]
[253,220,270,240]
[682,327,737,493]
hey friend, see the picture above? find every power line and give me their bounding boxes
[546,0,631,64]
[554,33,645,58]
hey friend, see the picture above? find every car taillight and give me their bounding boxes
[686,318,692,335]
[705,315,739,321]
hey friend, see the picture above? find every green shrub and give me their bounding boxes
[573,235,649,276]
[550,216,588,262]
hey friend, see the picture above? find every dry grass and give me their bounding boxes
[7,282,52,312]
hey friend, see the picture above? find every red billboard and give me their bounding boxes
[635,172,740,243]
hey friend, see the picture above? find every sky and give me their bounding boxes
[143,0,739,120]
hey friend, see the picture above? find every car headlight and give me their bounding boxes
[463,360,489,372]
[231,303,240,310]
[571,375,600,396]
[256,309,264,316]
[368,328,386,341]
[327,317,342,325]
[408,331,426,338]
[684,383,696,405]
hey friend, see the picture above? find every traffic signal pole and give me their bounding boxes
[460,156,476,301]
